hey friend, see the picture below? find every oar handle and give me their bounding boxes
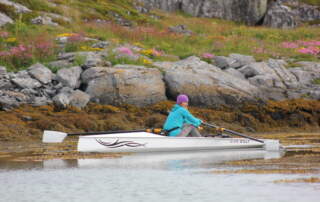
[202,122,264,143]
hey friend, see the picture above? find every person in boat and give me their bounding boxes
[163,94,203,137]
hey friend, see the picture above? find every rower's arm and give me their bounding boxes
[180,108,202,127]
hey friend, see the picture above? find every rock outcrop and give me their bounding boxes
[263,1,298,28]
[0,51,320,110]
[84,65,167,106]
[138,0,268,25]
[138,0,320,28]
[154,56,261,107]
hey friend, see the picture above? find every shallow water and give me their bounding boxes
[0,149,319,202]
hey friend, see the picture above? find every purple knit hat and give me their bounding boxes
[176,94,189,104]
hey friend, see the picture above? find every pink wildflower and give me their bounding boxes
[9,45,32,58]
[0,31,9,38]
[152,48,162,57]
[201,52,215,59]
[0,51,10,57]
[117,47,134,56]
[297,47,320,55]
[281,42,299,49]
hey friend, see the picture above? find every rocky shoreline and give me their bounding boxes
[1,50,320,110]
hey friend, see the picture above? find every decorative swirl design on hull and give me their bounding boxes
[96,138,146,148]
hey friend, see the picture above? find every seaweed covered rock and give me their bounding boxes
[84,65,167,106]
[53,89,90,109]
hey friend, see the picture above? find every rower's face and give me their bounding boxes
[181,102,188,108]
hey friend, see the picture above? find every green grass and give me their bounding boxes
[300,0,320,6]
[11,0,62,14]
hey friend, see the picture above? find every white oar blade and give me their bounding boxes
[264,140,281,151]
[43,130,68,143]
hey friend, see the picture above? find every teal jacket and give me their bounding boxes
[163,104,202,136]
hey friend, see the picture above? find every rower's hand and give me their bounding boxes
[198,126,203,130]
[216,127,225,132]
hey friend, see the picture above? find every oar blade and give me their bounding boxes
[42,130,68,143]
[264,139,281,151]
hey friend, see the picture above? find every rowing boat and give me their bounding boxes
[43,130,282,153]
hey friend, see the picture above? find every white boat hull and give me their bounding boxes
[77,132,269,153]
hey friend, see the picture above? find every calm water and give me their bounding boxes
[0,150,319,202]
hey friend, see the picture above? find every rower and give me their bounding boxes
[163,94,203,137]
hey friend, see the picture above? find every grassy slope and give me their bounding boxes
[0,0,319,71]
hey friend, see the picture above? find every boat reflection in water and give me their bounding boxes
[42,149,285,170]
[0,149,285,170]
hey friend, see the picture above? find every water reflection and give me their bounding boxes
[0,149,285,171]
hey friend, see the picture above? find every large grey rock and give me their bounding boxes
[238,62,275,78]
[289,68,315,85]
[32,96,52,107]
[69,90,90,108]
[154,56,260,107]
[267,59,299,89]
[281,0,320,22]
[85,65,167,106]
[0,79,13,90]
[52,92,70,108]
[213,56,238,69]
[139,0,268,25]
[11,76,42,89]
[248,74,275,88]
[81,67,109,84]
[0,90,29,110]
[82,52,106,69]
[263,2,298,28]
[239,60,299,89]
[56,66,82,89]
[53,89,90,109]
[0,0,31,13]
[296,61,320,73]
[228,53,256,68]
[0,12,13,27]
[289,62,320,85]
[28,63,53,84]
[224,68,246,80]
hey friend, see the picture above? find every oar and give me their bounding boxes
[202,122,264,143]
[43,129,161,143]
